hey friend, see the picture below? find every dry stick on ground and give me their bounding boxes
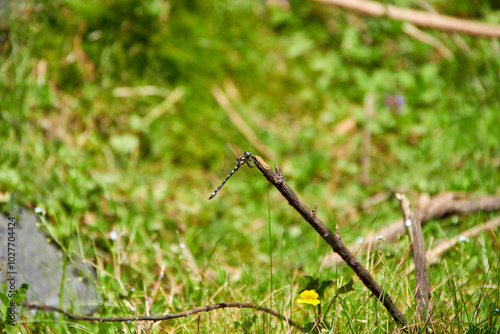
[360,93,374,186]
[395,193,432,322]
[401,216,500,273]
[395,193,412,240]
[23,301,302,330]
[426,216,500,265]
[412,199,432,321]
[364,193,500,252]
[417,0,471,52]
[323,193,500,266]
[312,0,500,38]
[402,23,453,59]
[251,155,408,327]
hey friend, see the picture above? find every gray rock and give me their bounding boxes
[0,209,100,316]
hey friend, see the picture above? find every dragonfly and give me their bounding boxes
[209,146,255,200]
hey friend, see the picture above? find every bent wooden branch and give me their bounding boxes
[23,301,302,329]
[313,0,500,38]
[363,192,500,251]
[251,155,408,327]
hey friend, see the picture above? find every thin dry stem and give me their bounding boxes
[313,0,500,38]
[395,193,432,322]
[23,301,302,329]
[361,93,375,185]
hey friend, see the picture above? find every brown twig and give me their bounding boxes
[426,216,500,266]
[417,0,470,52]
[364,193,500,251]
[23,301,302,329]
[395,193,432,322]
[312,0,500,38]
[402,22,453,59]
[361,93,375,185]
[411,208,432,321]
[395,192,413,240]
[322,192,500,266]
[251,155,408,327]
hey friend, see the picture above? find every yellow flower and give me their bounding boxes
[296,290,320,306]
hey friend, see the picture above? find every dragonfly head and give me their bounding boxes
[244,151,252,157]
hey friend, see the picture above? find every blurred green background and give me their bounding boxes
[1,0,499,332]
